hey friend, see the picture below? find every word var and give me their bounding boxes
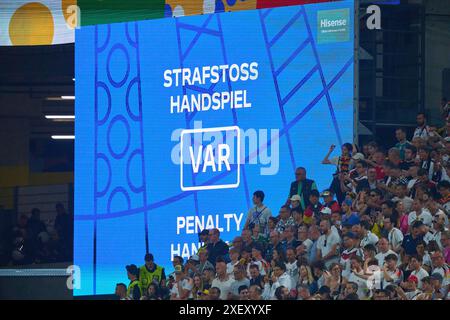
[190,143,231,173]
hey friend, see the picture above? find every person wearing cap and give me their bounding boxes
[319,207,340,239]
[286,167,318,211]
[139,253,166,291]
[244,190,272,237]
[340,232,363,279]
[185,254,201,277]
[125,264,142,300]
[289,194,302,213]
[398,274,422,300]
[321,190,340,214]
[303,190,323,225]
[170,264,194,300]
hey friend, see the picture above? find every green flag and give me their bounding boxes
[78,0,165,26]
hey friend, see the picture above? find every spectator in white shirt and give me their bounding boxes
[413,113,431,140]
[345,255,369,300]
[340,232,363,279]
[430,251,450,288]
[263,261,293,300]
[415,240,433,273]
[382,254,402,289]
[408,199,433,227]
[408,255,429,289]
[285,247,299,285]
[430,213,448,251]
[317,219,341,269]
[244,190,272,236]
[358,220,379,248]
[228,264,250,300]
[383,216,404,253]
[211,257,235,300]
[375,237,398,267]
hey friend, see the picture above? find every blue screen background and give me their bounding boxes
[75,0,354,295]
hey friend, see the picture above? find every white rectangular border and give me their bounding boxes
[180,126,240,192]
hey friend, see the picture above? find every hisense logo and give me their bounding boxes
[317,9,350,43]
[320,18,347,28]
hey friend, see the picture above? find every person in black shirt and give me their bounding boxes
[401,221,425,256]
[286,167,318,211]
[282,226,300,249]
[248,264,264,289]
[206,228,229,264]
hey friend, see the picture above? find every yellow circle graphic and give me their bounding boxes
[9,2,55,46]
[62,0,78,29]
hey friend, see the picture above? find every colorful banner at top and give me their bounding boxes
[0,0,342,46]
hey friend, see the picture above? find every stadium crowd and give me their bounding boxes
[117,112,450,300]
[8,203,73,265]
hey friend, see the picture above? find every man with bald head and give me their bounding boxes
[317,219,341,269]
[287,167,318,211]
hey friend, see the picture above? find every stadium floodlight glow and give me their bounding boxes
[51,135,75,140]
[45,115,75,120]
[61,96,75,100]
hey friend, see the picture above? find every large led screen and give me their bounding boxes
[75,0,355,295]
